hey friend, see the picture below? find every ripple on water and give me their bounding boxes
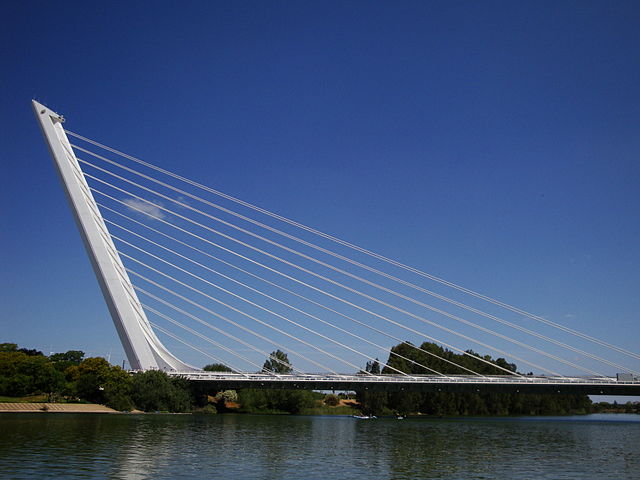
[1,414,639,479]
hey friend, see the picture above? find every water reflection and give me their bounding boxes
[112,416,180,479]
[1,414,638,479]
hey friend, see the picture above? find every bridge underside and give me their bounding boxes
[179,374,640,396]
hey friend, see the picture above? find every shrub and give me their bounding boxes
[324,394,340,406]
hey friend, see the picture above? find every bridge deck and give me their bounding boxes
[168,372,640,396]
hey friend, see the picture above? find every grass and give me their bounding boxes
[0,395,90,404]
[0,394,49,403]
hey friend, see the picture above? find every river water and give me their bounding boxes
[1,413,638,479]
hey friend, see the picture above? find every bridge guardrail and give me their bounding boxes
[173,372,640,387]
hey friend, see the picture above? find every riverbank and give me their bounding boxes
[0,403,117,413]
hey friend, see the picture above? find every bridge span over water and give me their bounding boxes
[34,100,640,394]
[173,372,640,396]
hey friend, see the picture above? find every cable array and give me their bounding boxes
[63,130,639,377]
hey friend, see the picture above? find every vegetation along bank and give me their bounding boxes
[1,342,637,415]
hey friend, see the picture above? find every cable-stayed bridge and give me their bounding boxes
[33,101,640,396]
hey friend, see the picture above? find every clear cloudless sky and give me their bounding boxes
[1,1,639,388]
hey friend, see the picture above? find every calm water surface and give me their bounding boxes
[1,413,638,479]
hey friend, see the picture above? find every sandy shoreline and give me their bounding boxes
[0,403,118,413]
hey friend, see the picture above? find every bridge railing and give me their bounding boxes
[169,371,640,386]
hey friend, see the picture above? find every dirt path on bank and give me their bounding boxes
[0,403,118,413]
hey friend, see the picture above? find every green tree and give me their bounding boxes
[215,389,238,404]
[263,350,292,374]
[365,358,381,374]
[237,388,315,414]
[49,350,84,372]
[0,343,18,352]
[18,348,44,357]
[210,389,238,411]
[49,350,84,364]
[130,370,191,412]
[378,341,592,416]
[357,358,388,415]
[324,393,340,406]
[66,357,133,411]
[237,389,268,412]
[388,391,421,415]
[203,363,233,372]
[494,357,517,373]
[275,389,315,414]
[356,389,388,416]
[0,351,64,397]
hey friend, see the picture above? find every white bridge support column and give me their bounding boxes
[33,100,196,372]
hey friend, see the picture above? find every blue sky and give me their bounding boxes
[1,1,639,385]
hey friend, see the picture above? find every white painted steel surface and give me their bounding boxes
[174,372,636,385]
[32,100,195,372]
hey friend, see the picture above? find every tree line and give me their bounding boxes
[0,343,191,412]
[356,341,592,416]
[1,341,600,416]
[0,343,317,414]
